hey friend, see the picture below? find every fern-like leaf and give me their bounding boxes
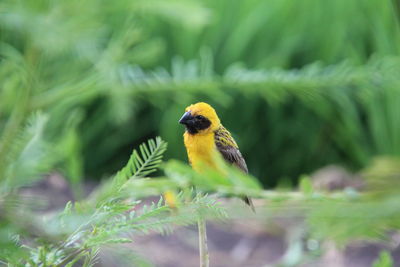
[113,137,167,189]
[86,137,167,206]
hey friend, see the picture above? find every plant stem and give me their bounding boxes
[55,248,86,267]
[198,218,209,267]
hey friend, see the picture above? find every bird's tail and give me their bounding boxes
[243,196,255,212]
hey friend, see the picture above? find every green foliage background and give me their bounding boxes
[2,1,400,265]
[1,0,400,187]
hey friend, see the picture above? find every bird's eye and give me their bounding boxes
[196,115,205,120]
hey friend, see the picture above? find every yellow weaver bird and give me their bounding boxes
[179,102,254,211]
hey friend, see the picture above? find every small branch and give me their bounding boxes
[198,218,209,267]
[55,248,86,267]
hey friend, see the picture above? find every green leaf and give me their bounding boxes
[299,175,313,195]
[115,136,167,182]
[372,251,393,267]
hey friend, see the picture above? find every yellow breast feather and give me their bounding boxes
[183,131,217,172]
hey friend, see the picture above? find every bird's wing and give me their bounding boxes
[214,125,254,211]
[214,126,248,173]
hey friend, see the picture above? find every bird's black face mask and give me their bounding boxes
[179,111,211,134]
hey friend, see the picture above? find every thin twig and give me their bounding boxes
[198,218,209,267]
[55,248,86,267]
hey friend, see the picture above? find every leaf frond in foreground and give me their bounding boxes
[87,137,167,205]
[115,136,167,185]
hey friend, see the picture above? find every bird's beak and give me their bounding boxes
[179,111,193,125]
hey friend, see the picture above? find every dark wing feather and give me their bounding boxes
[216,145,248,173]
[214,125,248,172]
[214,126,255,212]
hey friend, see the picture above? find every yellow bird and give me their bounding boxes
[179,102,254,211]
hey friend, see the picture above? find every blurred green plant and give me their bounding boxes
[1,0,400,265]
[1,0,400,187]
[0,137,231,266]
[1,133,400,266]
[373,251,393,267]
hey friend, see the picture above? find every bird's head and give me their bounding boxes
[179,102,221,134]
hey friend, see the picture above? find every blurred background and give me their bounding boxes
[1,0,400,186]
[1,0,400,266]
